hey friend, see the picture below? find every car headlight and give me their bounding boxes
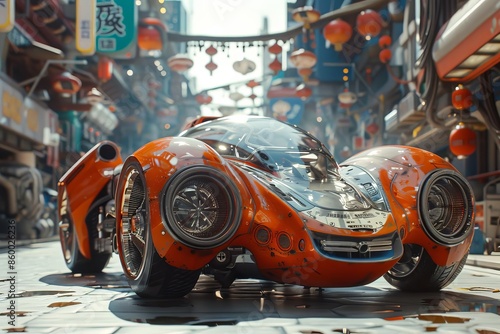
[162,166,242,249]
[418,169,474,246]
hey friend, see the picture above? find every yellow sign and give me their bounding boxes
[76,0,97,55]
[2,90,22,124]
[0,0,14,32]
[27,108,39,132]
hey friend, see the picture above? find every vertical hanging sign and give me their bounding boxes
[0,0,14,32]
[76,0,97,55]
[96,0,137,59]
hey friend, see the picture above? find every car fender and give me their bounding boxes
[124,136,255,270]
[342,145,474,266]
[58,141,122,259]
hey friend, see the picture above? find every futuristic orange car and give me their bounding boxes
[58,115,475,298]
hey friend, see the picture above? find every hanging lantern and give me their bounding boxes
[205,45,218,56]
[233,58,256,75]
[167,54,194,73]
[292,6,321,48]
[52,72,82,95]
[268,42,282,55]
[292,6,321,28]
[379,48,392,64]
[365,122,380,135]
[246,80,259,89]
[196,93,213,105]
[97,56,113,82]
[452,85,473,110]
[268,58,282,74]
[138,26,162,50]
[295,84,312,100]
[449,122,477,159]
[356,10,383,39]
[298,68,313,82]
[290,49,317,69]
[138,18,166,51]
[229,91,245,103]
[249,93,257,101]
[323,19,353,51]
[205,60,218,75]
[338,88,357,108]
[378,35,392,48]
[205,45,218,75]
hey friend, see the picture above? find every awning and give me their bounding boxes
[7,21,64,60]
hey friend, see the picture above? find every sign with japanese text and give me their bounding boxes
[76,0,96,55]
[0,0,14,32]
[96,0,137,58]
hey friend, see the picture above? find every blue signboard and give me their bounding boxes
[96,0,137,58]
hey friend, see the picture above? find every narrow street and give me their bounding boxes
[1,241,500,333]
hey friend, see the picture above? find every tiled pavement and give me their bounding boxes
[1,241,500,333]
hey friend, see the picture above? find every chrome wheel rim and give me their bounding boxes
[388,244,424,278]
[119,168,147,278]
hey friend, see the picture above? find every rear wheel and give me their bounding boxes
[59,210,111,274]
[383,244,467,292]
[116,159,200,298]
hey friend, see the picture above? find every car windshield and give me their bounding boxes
[180,116,340,181]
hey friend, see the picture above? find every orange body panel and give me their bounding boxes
[342,145,474,266]
[58,142,122,259]
[228,172,400,287]
[121,137,255,270]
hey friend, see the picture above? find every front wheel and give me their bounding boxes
[383,244,467,292]
[116,158,201,298]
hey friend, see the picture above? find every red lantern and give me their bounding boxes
[379,48,392,64]
[97,57,113,82]
[449,123,477,158]
[138,27,161,50]
[378,35,392,48]
[268,42,282,55]
[365,122,380,135]
[138,18,165,51]
[168,55,194,73]
[452,85,473,110]
[356,10,383,39]
[246,80,259,89]
[290,49,317,69]
[205,45,218,56]
[323,19,353,51]
[268,58,282,74]
[249,93,257,100]
[205,60,218,75]
[295,84,312,100]
[52,72,82,95]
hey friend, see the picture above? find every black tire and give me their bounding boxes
[59,196,111,273]
[0,162,44,240]
[383,244,468,292]
[116,159,201,298]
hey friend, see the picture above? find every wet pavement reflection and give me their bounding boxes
[39,270,500,326]
[2,241,500,333]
